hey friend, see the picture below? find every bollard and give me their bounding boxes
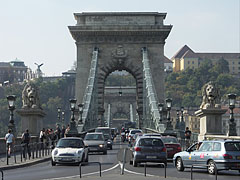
[79,162,101,178]
[0,169,3,180]
[144,163,147,176]
[143,162,166,178]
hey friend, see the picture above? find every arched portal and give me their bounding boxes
[69,12,172,129]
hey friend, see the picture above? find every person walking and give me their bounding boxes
[39,128,46,149]
[5,129,15,158]
[185,127,192,149]
[21,129,31,159]
[61,125,65,138]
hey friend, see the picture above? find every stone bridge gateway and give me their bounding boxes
[68,12,172,130]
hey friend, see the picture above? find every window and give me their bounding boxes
[213,142,221,151]
[233,61,235,64]
[199,142,213,151]
[192,61,194,64]
[188,61,190,64]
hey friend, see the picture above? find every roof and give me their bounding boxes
[163,56,172,63]
[0,62,10,67]
[195,53,240,60]
[171,45,194,59]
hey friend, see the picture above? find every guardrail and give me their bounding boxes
[143,163,166,178]
[0,169,3,180]
[79,162,101,178]
[190,164,218,180]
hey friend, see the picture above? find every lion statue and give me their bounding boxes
[22,82,41,109]
[200,81,221,109]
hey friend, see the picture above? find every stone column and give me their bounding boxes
[195,109,227,141]
[17,109,45,136]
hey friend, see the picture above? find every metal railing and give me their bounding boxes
[0,170,3,180]
[190,164,218,180]
[6,140,56,165]
[144,162,166,178]
[79,162,101,178]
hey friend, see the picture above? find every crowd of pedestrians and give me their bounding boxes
[4,124,70,158]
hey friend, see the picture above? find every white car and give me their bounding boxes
[51,137,88,166]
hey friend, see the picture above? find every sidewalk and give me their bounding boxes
[0,153,51,170]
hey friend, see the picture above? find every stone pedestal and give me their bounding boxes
[16,109,45,136]
[195,109,227,141]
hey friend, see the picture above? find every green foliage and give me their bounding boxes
[165,59,240,107]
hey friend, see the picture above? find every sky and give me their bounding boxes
[0,0,239,76]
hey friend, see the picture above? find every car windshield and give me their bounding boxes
[161,137,178,144]
[56,139,84,148]
[138,138,163,147]
[84,134,104,141]
[225,142,240,151]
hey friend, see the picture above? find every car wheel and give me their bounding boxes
[133,159,138,167]
[110,146,113,150]
[207,160,216,175]
[129,160,133,165]
[51,159,56,166]
[176,157,184,171]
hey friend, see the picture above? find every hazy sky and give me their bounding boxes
[0,0,239,76]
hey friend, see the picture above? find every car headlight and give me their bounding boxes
[54,149,58,156]
[99,144,104,148]
[107,141,111,144]
[77,150,83,155]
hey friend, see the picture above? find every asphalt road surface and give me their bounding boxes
[3,137,240,180]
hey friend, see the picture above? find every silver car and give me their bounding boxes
[130,136,167,167]
[84,132,108,154]
[173,140,240,174]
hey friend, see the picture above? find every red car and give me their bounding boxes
[161,136,181,158]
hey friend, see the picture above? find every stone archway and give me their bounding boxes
[69,12,172,128]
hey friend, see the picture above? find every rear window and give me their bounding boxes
[224,142,240,151]
[138,138,163,147]
[161,137,178,144]
[131,130,142,134]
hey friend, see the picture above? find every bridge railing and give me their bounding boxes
[79,48,99,131]
[142,47,165,133]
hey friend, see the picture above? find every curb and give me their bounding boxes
[0,157,51,170]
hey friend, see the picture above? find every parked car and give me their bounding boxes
[51,137,88,166]
[173,140,240,174]
[130,136,167,167]
[84,132,107,154]
[95,127,113,150]
[128,129,143,142]
[161,136,181,158]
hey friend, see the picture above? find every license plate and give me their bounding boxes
[167,148,173,151]
[61,158,72,161]
[237,156,240,160]
[146,156,157,159]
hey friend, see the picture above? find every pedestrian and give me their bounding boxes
[61,125,65,138]
[55,125,61,140]
[5,129,15,158]
[64,124,70,137]
[21,129,31,159]
[185,127,192,148]
[39,128,46,149]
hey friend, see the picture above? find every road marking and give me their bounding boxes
[42,163,119,180]
[119,162,156,177]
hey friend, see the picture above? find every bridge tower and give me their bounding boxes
[69,12,172,130]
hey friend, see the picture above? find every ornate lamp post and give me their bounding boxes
[62,111,65,125]
[57,107,61,125]
[165,98,173,131]
[67,99,78,136]
[175,109,180,130]
[78,103,84,124]
[228,94,237,136]
[180,106,185,131]
[158,103,164,123]
[7,95,16,135]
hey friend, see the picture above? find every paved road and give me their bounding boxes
[2,137,240,180]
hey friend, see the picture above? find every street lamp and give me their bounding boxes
[67,99,78,136]
[228,93,237,136]
[175,109,180,129]
[165,98,173,131]
[78,103,84,124]
[7,95,16,135]
[57,107,61,125]
[158,103,164,123]
[62,111,65,125]
[180,106,185,131]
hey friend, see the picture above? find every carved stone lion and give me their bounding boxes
[200,81,221,109]
[22,82,41,109]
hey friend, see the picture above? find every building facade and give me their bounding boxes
[172,45,240,75]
